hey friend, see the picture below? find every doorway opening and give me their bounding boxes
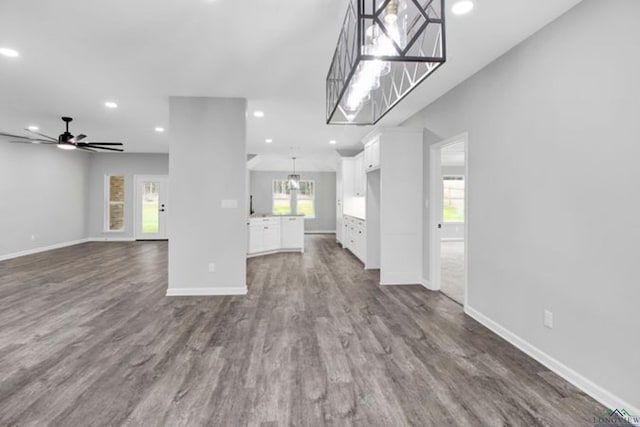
[429,134,468,305]
[134,175,169,240]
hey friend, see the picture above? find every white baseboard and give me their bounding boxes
[88,237,136,242]
[166,286,248,296]
[419,277,439,291]
[305,230,336,234]
[379,271,422,286]
[247,248,304,258]
[465,305,640,417]
[0,238,90,262]
[379,277,422,286]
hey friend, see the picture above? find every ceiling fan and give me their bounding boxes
[0,117,124,152]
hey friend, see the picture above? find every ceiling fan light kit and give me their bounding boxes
[326,0,446,125]
[0,117,124,152]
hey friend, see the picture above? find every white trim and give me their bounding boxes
[429,132,469,304]
[0,238,90,262]
[247,248,303,258]
[419,277,439,291]
[166,287,248,296]
[88,237,136,242]
[465,305,640,418]
[379,274,422,286]
[305,230,336,234]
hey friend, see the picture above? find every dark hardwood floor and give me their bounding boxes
[0,236,601,426]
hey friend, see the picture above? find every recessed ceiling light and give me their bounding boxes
[0,47,19,58]
[451,0,474,15]
[329,140,337,145]
[253,111,265,118]
[265,138,273,143]
[155,127,165,132]
[27,125,39,131]
[104,101,118,109]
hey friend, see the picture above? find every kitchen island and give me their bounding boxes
[247,214,304,257]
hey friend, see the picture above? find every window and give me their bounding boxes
[443,175,464,222]
[272,180,292,215]
[296,180,315,219]
[272,179,316,219]
[106,175,125,231]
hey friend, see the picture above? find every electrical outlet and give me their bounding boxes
[208,263,216,273]
[544,310,553,329]
[30,234,36,242]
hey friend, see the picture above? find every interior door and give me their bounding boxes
[135,175,169,240]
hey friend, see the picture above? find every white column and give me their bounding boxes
[167,97,247,296]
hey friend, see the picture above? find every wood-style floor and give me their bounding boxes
[0,235,601,426]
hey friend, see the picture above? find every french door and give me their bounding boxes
[134,175,169,240]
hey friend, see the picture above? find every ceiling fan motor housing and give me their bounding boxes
[60,117,74,142]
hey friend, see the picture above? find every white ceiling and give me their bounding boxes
[0,0,582,167]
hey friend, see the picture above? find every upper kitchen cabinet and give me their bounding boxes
[339,154,366,199]
[354,152,366,197]
[363,136,381,172]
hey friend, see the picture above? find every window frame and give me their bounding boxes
[271,179,316,219]
[271,179,292,216]
[442,174,465,224]
[104,174,126,232]
[296,179,316,219]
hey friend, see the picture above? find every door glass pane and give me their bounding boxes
[142,182,159,233]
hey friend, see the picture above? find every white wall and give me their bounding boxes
[86,153,168,239]
[0,143,90,257]
[404,0,639,410]
[168,97,247,295]
[249,170,336,232]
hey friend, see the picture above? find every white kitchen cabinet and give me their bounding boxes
[263,223,281,252]
[354,152,366,197]
[343,215,366,264]
[281,216,304,249]
[364,137,381,172]
[247,216,303,256]
[249,224,264,253]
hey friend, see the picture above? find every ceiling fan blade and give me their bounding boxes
[0,132,36,140]
[24,129,58,141]
[70,134,87,143]
[81,142,124,146]
[9,139,55,144]
[88,145,124,152]
[76,146,97,152]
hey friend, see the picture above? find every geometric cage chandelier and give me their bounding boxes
[326,0,446,125]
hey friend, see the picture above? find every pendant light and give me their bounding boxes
[326,0,446,125]
[287,157,300,190]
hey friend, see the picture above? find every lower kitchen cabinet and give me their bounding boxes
[248,216,304,256]
[343,215,366,264]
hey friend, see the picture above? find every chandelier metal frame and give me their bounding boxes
[326,0,446,125]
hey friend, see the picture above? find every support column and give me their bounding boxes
[167,97,247,296]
